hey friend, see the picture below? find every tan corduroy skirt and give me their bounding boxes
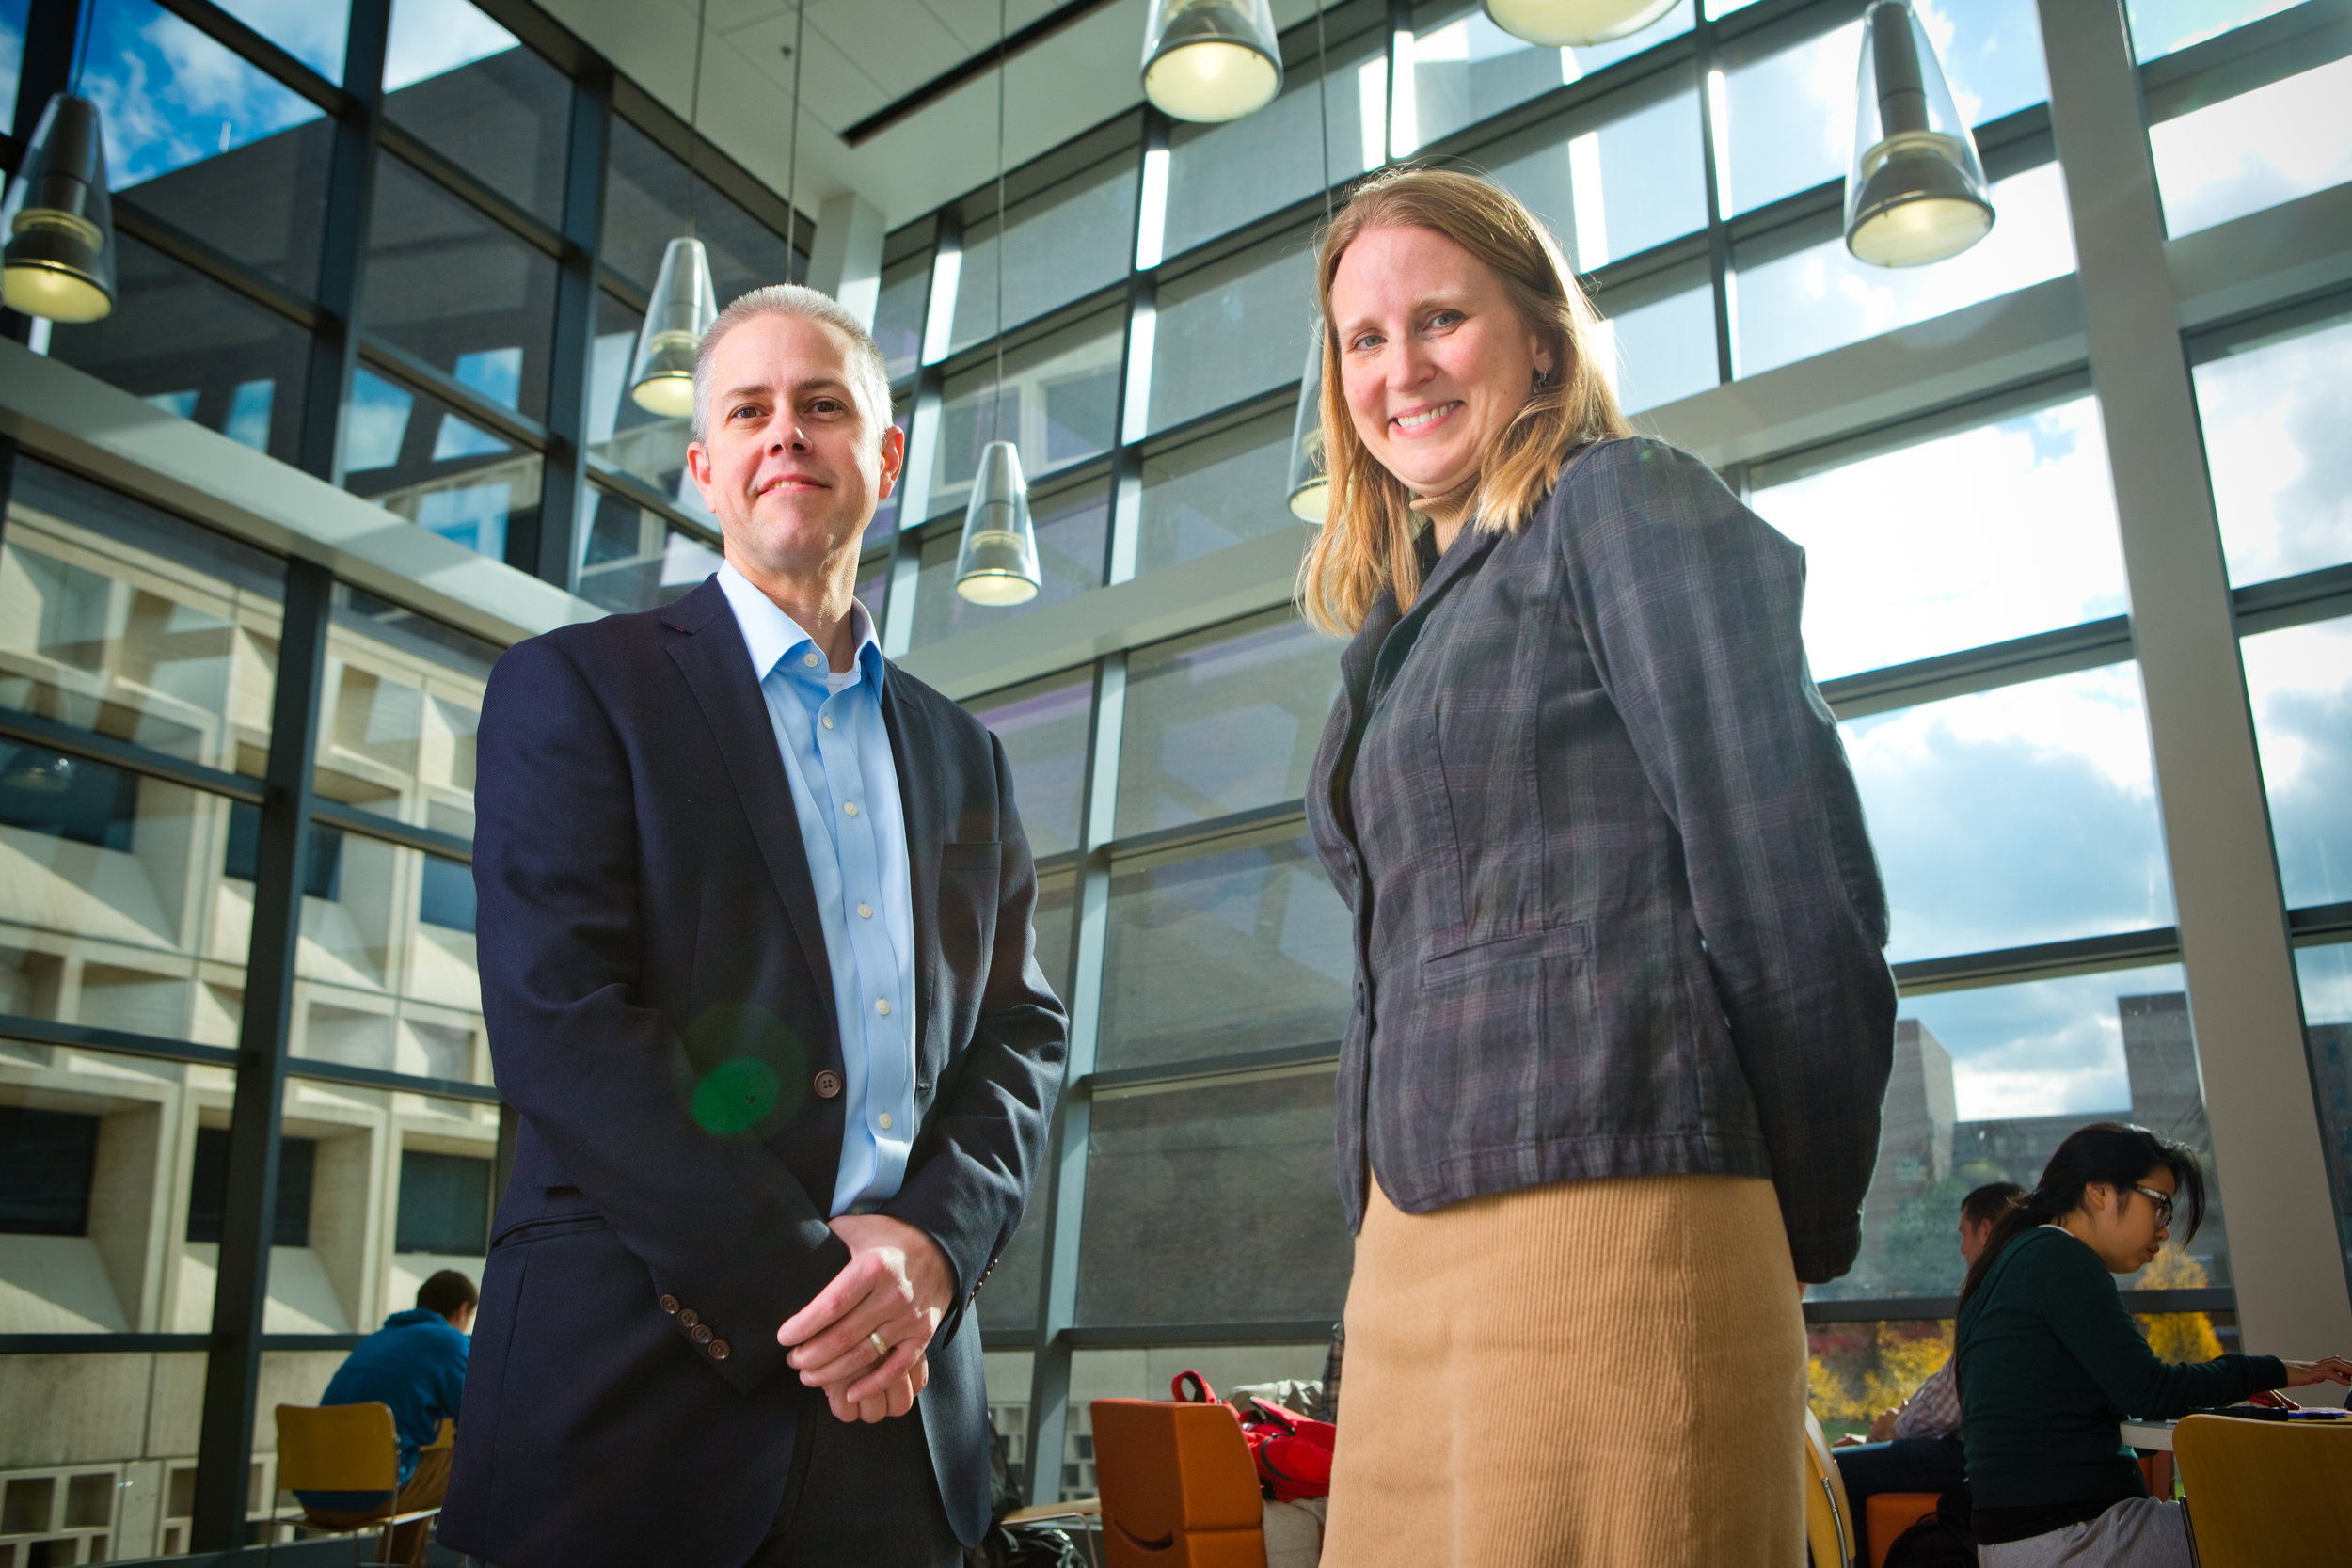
[1320,1172,1809,1568]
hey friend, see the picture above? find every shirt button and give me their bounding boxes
[803,651,820,667]
[875,998,891,1016]
[857,903,872,919]
[843,801,858,816]
[821,714,834,729]
[878,1113,893,1131]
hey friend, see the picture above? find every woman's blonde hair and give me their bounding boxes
[1296,167,1632,636]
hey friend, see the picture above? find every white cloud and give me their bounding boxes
[384,0,519,93]
[2151,55,2352,236]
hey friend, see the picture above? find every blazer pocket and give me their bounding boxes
[1419,920,1593,992]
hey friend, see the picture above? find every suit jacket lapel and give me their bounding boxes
[661,578,839,1054]
[880,676,941,1084]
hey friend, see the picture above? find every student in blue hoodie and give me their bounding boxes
[295,1269,475,1563]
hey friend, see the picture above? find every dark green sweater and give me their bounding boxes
[1955,1226,2285,1512]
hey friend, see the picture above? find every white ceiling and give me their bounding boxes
[535,0,1328,230]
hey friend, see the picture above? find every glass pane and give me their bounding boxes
[0,0,27,132]
[2242,614,2351,911]
[49,231,312,466]
[2,456,285,767]
[1162,36,1385,259]
[602,117,798,304]
[1076,1074,1350,1323]
[2293,942,2352,1283]
[82,0,331,293]
[1097,832,1354,1071]
[911,483,1108,650]
[875,255,932,385]
[1732,163,2074,379]
[1034,868,1075,1002]
[1927,0,2051,124]
[1844,664,2173,964]
[216,0,349,82]
[1598,274,1719,412]
[1751,394,2127,682]
[968,672,1093,859]
[293,836,490,1085]
[2194,312,2352,587]
[341,366,543,562]
[1485,71,1705,272]
[363,154,561,421]
[1137,410,1298,578]
[932,310,1123,519]
[317,587,499,843]
[1116,610,1343,839]
[1148,240,1315,436]
[1808,1318,1957,1442]
[385,0,572,223]
[574,492,723,615]
[2153,56,2352,239]
[586,290,710,524]
[2127,0,2301,60]
[977,1199,1045,1334]
[950,156,1138,353]
[1403,0,1694,155]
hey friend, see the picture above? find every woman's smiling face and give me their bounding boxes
[1327,223,1554,502]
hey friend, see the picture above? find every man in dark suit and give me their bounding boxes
[438,284,1067,1568]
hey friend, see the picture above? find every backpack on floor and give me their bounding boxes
[1883,1484,1978,1568]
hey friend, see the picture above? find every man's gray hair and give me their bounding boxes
[691,283,894,446]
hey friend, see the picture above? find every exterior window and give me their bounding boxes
[950,157,1139,355]
[2241,613,2352,911]
[186,1128,316,1247]
[0,1109,102,1237]
[966,673,1094,859]
[2193,312,2352,587]
[395,1148,493,1255]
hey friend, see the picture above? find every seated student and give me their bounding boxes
[296,1268,476,1565]
[1833,1180,2024,1556]
[1956,1124,2351,1567]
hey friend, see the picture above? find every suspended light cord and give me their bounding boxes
[685,0,708,234]
[1314,2,1331,230]
[992,0,1009,445]
[786,0,805,275]
[72,0,96,91]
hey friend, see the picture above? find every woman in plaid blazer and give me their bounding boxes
[1301,169,1898,1567]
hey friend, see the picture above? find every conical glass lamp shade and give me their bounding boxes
[1286,327,1328,524]
[1844,1,1994,267]
[955,440,1041,606]
[2,94,118,323]
[629,237,720,416]
[1141,0,1283,123]
[1481,0,1677,47]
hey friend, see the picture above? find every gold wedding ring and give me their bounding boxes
[869,1331,890,1361]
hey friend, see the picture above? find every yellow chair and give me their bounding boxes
[267,1403,446,1564]
[1802,1410,1856,1568]
[2173,1411,2352,1568]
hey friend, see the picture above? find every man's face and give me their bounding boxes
[687,312,902,581]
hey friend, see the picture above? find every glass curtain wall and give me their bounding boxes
[862,0,2352,1489]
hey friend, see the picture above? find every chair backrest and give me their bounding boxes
[1802,1408,1854,1568]
[274,1403,401,1494]
[2173,1412,2352,1568]
[1089,1399,1265,1568]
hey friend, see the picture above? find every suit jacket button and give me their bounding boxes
[677,1307,700,1329]
[814,1069,843,1099]
[660,1294,680,1315]
[708,1339,731,1360]
[691,1323,714,1345]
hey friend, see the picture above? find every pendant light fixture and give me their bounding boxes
[1141,0,1284,123]
[1844,0,1994,267]
[1481,0,1677,47]
[955,0,1042,606]
[628,0,721,415]
[3,13,119,324]
[1284,4,1334,524]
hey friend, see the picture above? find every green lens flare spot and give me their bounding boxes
[692,1058,780,1135]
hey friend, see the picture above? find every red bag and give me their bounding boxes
[1171,1370,1338,1502]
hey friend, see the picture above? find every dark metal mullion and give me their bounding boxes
[1802,1288,2238,1324]
[145,0,347,115]
[0,1010,501,1102]
[110,198,324,331]
[191,557,332,1552]
[295,0,391,484]
[0,707,266,803]
[286,1055,500,1104]
[375,122,566,261]
[531,63,613,587]
[310,799,473,862]
[1692,5,1738,388]
[354,336,551,451]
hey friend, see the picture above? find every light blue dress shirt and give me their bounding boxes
[716,562,917,1216]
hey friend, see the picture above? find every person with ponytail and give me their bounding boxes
[1954,1121,2352,1566]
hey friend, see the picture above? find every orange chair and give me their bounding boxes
[1090,1398,1267,1568]
[1862,1492,1939,1568]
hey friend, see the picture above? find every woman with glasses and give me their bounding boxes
[1954,1121,2352,1567]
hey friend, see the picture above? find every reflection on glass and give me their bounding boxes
[2194,314,2352,587]
[1149,242,1315,436]
[1098,832,1354,1070]
[1752,396,2125,681]
[79,0,331,291]
[912,484,1107,650]
[1118,610,1342,837]
[2127,0,2299,61]
[950,157,1138,354]
[602,117,798,305]
[1138,410,1298,577]
[875,256,932,384]
[1842,663,2173,964]
[1,457,284,768]
[1162,36,1384,259]
[932,312,1122,518]
[385,0,570,223]
[1733,164,2074,378]
[2293,941,2352,1279]
[50,232,311,464]
[363,155,560,420]
[1486,72,1705,272]
[342,369,543,562]
[1076,1072,1350,1322]
[2242,615,2352,911]
[1596,277,1718,412]
[575,492,723,615]
[586,290,710,526]
[2153,57,2352,239]
[1404,1,1694,155]
[319,586,497,844]
[968,673,1093,858]
[294,834,487,1082]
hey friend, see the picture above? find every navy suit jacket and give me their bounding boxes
[439,576,1067,1567]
